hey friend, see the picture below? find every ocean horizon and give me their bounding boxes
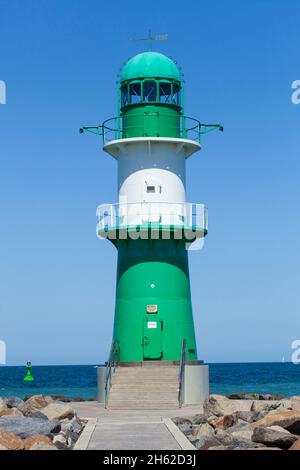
[0,362,299,399]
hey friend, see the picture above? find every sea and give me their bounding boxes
[0,363,299,399]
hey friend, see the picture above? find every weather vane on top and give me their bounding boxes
[131,30,168,50]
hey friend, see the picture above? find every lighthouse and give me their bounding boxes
[81,51,222,407]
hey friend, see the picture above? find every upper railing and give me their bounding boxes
[80,115,223,145]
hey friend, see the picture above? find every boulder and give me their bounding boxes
[194,435,222,450]
[289,438,300,450]
[24,435,54,450]
[252,426,298,449]
[53,432,70,450]
[172,417,192,434]
[30,442,57,450]
[227,392,262,400]
[263,394,286,401]
[230,427,253,442]
[0,416,61,438]
[0,399,7,414]
[235,410,262,423]
[208,413,237,429]
[30,411,48,420]
[4,397,25,409]
[0,430,24,450]
[251,401,281,413]
[192,423,215,440]
[203,394,253,417]
[0,407,23,417]
[20,395,48,417]
[252,409,300,434]
[41,403,74,421]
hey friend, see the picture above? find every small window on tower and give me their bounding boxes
[129,82,141,104]
[147,185,156,193]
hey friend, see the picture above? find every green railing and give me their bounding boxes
[80,115,223,145]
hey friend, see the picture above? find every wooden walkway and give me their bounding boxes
[72,402,199,450]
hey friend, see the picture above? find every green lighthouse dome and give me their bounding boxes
[120,52,182,82]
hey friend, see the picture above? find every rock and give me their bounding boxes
[24,435,54,450]
[227,420,252,433]
[66,430,80,443]
[252,409,300,434]
[0,399,8,414]
[235,410,262,423]
[227,392,262,400]
[0,407,24,417]
[251,400,281,413]
[30,411,48,420]
[207,445,227,450]
[192,423,215,440]
[189,414,207,425]
[203,394,253,417]
[231,428,253,441]
[0,416,61,438]
[289,438,300,450]
[194,435,222,450]
[172,417,192,434]
[289,397,300,411]
[263,394,286,401]
[41,403,74,421]
[20,395,48,417]
[53,432,70,450]
[50,395,72,403]
[209,413,237,429]
[268,425,291,434]
[0,430,24,450]
[69,416,83,434]
[252,426,298,449]
[30,442,57,450]
[4,397,25,409]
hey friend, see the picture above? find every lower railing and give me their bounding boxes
[178,339,186,408]
[104,339,120,409]
[80,115,223,145]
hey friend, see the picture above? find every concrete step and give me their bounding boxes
[107,365,180,410]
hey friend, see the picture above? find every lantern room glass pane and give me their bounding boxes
[121,85,129,106]
[143,81,157,102]
[129,82,142,104]
[171,84,180,105]
[159,82,172,103]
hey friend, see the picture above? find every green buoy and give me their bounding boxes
[23,360,34,382]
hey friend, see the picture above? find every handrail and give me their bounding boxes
[104,339,120,409]
[178,338,186,408]
[80,115,223,145]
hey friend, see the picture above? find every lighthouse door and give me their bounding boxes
[143,315,162,360]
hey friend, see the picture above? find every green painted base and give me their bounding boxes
[112,238,198,362]
[23,375,34,382]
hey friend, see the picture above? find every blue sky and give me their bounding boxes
[0,0,299,365]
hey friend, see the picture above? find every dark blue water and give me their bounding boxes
[0,363,299,399]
